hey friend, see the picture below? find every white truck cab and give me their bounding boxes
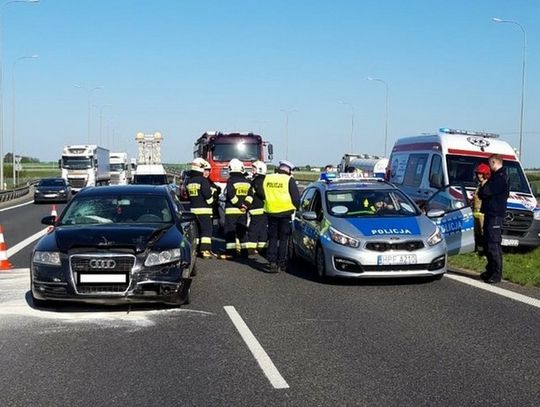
[388,128,540,250]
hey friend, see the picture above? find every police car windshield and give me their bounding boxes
[446,155,530,193]
[325,189,420,218]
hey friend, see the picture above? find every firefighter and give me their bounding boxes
[202,160,221,220]
[185,158,215,259]
[263,160,300,273]
[246,160,268,256]
[472,163,491,254]
[220,158,253,259]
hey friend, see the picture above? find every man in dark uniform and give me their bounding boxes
[185,158,215,259]
[478,154,510,283]
[263,160,300,273]
[203,160,221,220]
[220,158,253,259]
[246,160,268,256]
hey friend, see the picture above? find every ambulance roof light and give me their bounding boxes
[439,128,499,138]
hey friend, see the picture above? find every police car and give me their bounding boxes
[289,174,474,280]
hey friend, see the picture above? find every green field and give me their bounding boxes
[448,248,540,287]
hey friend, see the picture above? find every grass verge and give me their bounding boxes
[448,247,540,287]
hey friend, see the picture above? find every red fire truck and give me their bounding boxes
[193,131,273,189]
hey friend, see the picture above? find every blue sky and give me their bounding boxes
[4,0,540,167]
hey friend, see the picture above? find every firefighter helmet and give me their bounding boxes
[252,160,267,175]
[228,158,245,173]
[202,160,211,170]
[475,163,491,178]
[191,158,207,172]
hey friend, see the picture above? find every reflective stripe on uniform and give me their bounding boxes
[245,195,253,204]
[244,242,257,249]
[225,207,244,215]
[249,208,264,215]
[200,237,212,244]
[257,242,268,249]
[231,196,239,204]
[226,242,237,250]
[205,197,214,205]
[191,207,213,215]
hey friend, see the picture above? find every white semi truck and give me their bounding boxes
[109,152,131,185]
[60,145,110,192]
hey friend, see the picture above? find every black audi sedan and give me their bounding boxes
[31,185,198,307]
[34,178,72,203]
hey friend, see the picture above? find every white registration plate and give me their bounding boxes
[44,194,57,198]
[377,254,417,266]
[79,274,127,283]
[501,238,519,247]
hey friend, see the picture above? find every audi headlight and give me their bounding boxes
[144,248,181,267]
[427,228,443,246]
[329,227,360,248]
[34,189,41,194]
[33,251,61,266]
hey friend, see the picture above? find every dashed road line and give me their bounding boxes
[224,305,289,389]
[446,273,540,309]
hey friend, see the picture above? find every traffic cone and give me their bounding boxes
[0,225,13,271]
[51,204,58,218]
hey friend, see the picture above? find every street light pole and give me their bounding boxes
[367,77,389,156]
[493,17,527,161]
[0,0,40,190]
[280,108,297,161]
[74,84,104,144]
[12,54,37,187]
[339,101,355,152]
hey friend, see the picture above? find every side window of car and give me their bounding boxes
[300,188,316,212]
[403,153,429,187]
[424,185,467,213]
[310,191,323,220]
[429,154,443,188]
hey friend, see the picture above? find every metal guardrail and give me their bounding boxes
[0,184,31,203]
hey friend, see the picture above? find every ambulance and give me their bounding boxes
[388,128,540,249]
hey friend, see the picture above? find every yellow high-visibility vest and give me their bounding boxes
[263,173,296,214]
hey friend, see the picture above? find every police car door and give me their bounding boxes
[293,187,317,260]
[424,185,475,255]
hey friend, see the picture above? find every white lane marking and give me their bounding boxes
[0,200,33,212]
[224,305,289,389]
[446,273,540,309]
[7,228,49,258]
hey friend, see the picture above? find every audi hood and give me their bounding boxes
[40,224,175,252]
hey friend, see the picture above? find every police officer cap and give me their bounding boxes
[278,160,295,173]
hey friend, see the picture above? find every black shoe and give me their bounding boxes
[480,272,490,281]
[268,263,279,273]
[485,278,501,284]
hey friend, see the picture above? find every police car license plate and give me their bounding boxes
[377,254,417,266]
[501,238,519,247]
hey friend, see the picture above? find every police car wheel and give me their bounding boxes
[315,246,327,280]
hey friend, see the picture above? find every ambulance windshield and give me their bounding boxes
[446,155,530,194]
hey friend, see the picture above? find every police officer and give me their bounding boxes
[246,160,268,256]
[478,154,509,283]
[185,158,215,259]
[263,160,300,273]
[472,163,491,254]
[221,158,253,259]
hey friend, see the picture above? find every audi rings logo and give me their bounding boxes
[504,212,514,222]
[89,259,117,269]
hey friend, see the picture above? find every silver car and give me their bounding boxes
[290,178,474,280]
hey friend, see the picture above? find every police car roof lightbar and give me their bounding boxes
[439,128,499,138]
[319,172,388,184]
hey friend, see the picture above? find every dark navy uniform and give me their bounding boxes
[246,173,267,255]
[186,170,215,254]
[223,172,253,257]
[478,166,509,282]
